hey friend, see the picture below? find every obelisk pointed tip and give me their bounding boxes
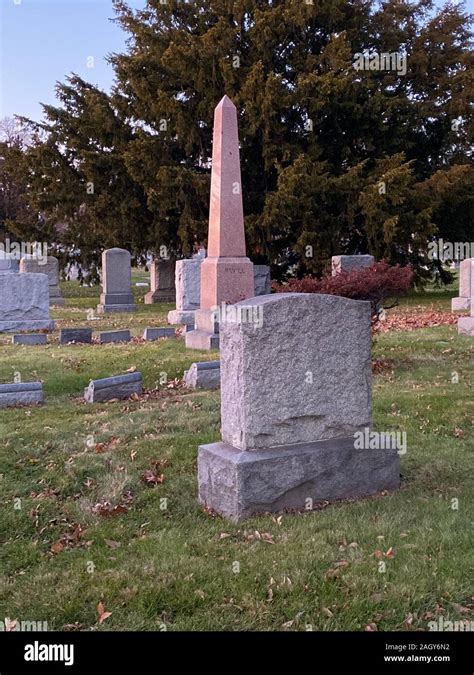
[216,94,236,110]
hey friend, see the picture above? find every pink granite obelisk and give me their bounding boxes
[186,95,254,350]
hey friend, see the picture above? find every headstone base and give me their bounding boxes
[144,291,175,304]
[97,294,137,314]
[451,297,470,311]
[167,309,196,327]
[0,320,54,333]
[458,317,474,336]
[198,438,400,522]
[185,309,219,350]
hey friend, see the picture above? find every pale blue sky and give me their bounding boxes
[0,0,471,123]
[0,0,145,121]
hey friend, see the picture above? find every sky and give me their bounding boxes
[0,0,146,121]
[0,0,471,123]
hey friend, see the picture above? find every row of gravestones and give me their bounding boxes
[0,372,144,409]
[0,245,377,335]
[11,327,177,346]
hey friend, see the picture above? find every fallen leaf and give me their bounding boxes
[105,540,121,549]
[141,470,165,485]
[51,541,64,554]
[323,607,334,618]
[5,618,17,632]
[97,601,112,624]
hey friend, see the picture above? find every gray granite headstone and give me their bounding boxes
[20,256,64,306]
[0,273,55,333]
[0,253,19,274]
[167,259,202,326]
[99,330,131,344]
[198,293,400,521]
[59,328,92,345]
[184,360,220,389]
[97,248,136,314]
[0,381,44,408]
[84,372,143,403]
[253,265,271,296]
[331,254,375,276]
[143,327,176,340]
[145,259,175,304]
[12,334,47,346]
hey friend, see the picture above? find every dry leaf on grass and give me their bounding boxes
[97,601,112,624]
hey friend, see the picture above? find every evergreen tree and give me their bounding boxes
[15,0,473,278]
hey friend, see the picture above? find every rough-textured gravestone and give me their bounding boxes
[198,293,400,521]
[145,259,175,304]
[452,258,472,311]
[0,273,55,333]
[59,328,92,345]
[143,327,176,341]
[12,334,47,346]
[97,248,136,314]
[186,96,254,350]
[184,360,220,389]
[253,265,271,296]
[99,330,131,344]
[0,382,44,408]
[0,253,19,274]
[458,260,474,336]
[84,372,143,403]
[332,254,375,276]
[167,258,203,327]
[19,256,64,306]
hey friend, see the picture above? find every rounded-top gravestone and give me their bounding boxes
[97,248,136,314]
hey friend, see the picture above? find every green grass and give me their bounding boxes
[0,283,472,631]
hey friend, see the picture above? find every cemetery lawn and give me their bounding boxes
[0,283,472,632]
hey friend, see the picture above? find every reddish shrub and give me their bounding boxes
[272,262,414,320]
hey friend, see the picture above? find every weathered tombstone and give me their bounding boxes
[143,327,176,341]
[167,258,203,327]
[198,293,400,521]
[0,273,54,333]
[97,248,136,314]
[452,258,472,311]
[0,382,44,409]
[0,253,19,274]
[99,330,131,344]
[145,259,175,304]
[253,265,271,296]
[19,256,64,306]
[332,254,375,276]
[186,96,254,350]
[12,334,47,346]
[59,328,92,345]
[184,360,220,390]
[84,372,143,403]
[458,260,474,336]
